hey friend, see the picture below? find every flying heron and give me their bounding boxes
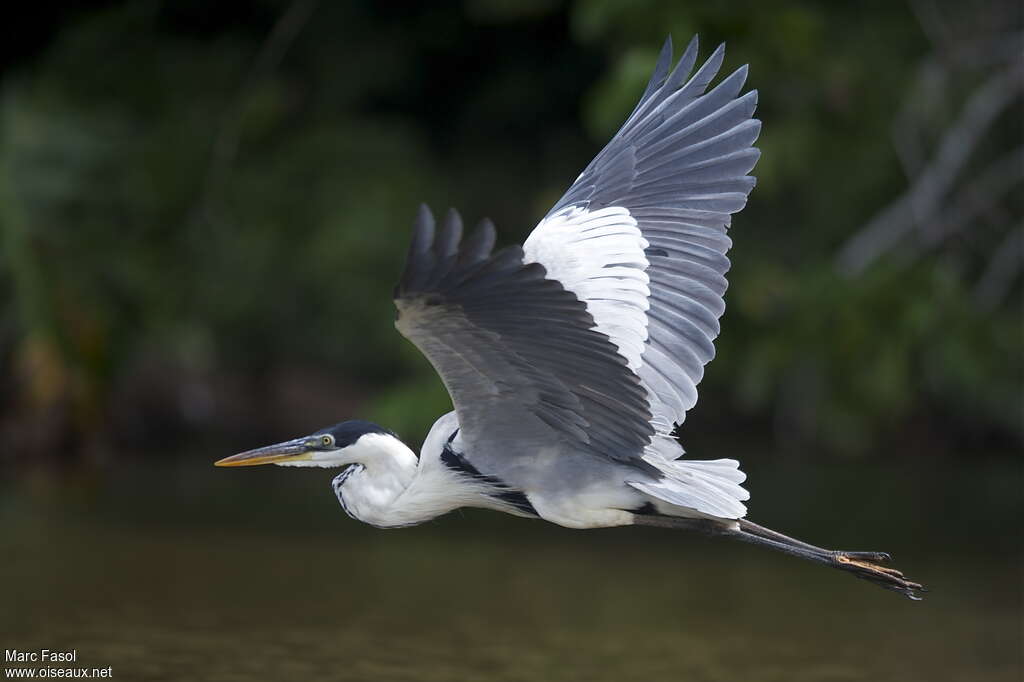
[216,36,923,599]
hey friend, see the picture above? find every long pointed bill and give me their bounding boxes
[214,438,314,467]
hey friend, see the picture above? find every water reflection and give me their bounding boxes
[1,455,1020,681]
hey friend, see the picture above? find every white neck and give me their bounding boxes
[333,414,518,528]
[330,433,421,527]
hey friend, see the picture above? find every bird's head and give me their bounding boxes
[215,420,400,469]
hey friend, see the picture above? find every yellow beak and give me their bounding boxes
[214,438,314,467]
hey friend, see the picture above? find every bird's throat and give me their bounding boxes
[330,433,420,527]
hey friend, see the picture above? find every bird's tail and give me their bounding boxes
[633,514,925,600]
[628,438,750,520]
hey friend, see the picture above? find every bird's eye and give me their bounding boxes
[321,435,334,448]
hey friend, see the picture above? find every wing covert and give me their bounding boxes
[395,206,654,465]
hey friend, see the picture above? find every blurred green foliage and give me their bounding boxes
[1,0,1020,459]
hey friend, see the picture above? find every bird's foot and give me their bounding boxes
[832,551,925,600]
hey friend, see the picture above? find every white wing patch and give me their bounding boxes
[523,205,651,371]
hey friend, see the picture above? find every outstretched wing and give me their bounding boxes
[394,36,757,520]
[394,206,654,466]
[526,35,760,436]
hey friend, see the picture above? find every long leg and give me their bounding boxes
[633,515,924,600]
[738,519,893,563]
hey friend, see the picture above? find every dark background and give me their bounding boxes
[1,1,1021,680]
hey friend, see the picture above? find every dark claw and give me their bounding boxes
[832,553,924,600]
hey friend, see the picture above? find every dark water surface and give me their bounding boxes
[1,455,1021,681]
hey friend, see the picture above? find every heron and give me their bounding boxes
[216,36,923,599]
